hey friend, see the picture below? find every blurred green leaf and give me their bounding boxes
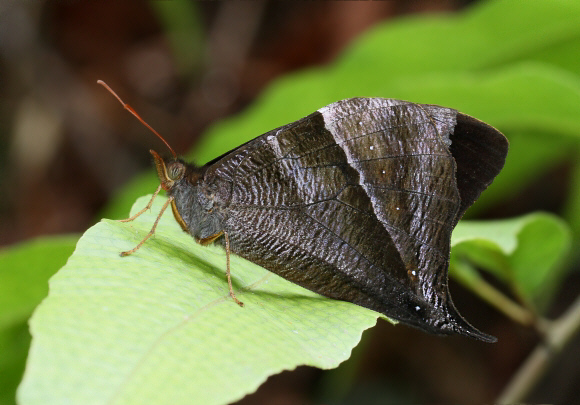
[451,213,572,310]
[0,236,78,405]
[103,172,159,220]
[149,0,204,77]
[0,236,78,330]
[563,146,580,239]
[338,0,580,77]
[464,130,576,217]
[18,196,380,405]
[0,324,29,405]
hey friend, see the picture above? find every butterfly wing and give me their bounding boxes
[205,98,507,341]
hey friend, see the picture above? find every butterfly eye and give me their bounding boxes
[167,163,184,181]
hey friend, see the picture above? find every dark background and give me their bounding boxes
[1,1,578,404]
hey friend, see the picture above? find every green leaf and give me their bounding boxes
[337,0,580,77]
[0,236,78,330]
[101,172,159,220]
[0,323,30,405]
[149,0,204,77]
[563,146,580,239]
[462,129,576,218]
[451,213,572,310]
[18,196,380,405]
[0,236,78,405]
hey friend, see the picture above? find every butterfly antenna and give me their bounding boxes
[97,80,177,159]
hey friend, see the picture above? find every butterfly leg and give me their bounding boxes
[197,231,244,307]
[120,195,172,257]
[223,231,244,307]
[119,184,163,223]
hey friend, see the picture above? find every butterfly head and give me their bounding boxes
[150,149,187,191]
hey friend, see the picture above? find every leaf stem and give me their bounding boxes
[452,260,535,326]
[497,293,580,403]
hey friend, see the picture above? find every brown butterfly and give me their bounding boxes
[100,81,507,342]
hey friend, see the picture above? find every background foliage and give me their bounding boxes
[1,0,580,404]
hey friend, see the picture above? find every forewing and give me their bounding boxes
[204,98,505,340]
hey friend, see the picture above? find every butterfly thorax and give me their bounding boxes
[167,164,226,243]
[150,149,226,243]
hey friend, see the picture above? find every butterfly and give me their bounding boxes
[100,82,507,342]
